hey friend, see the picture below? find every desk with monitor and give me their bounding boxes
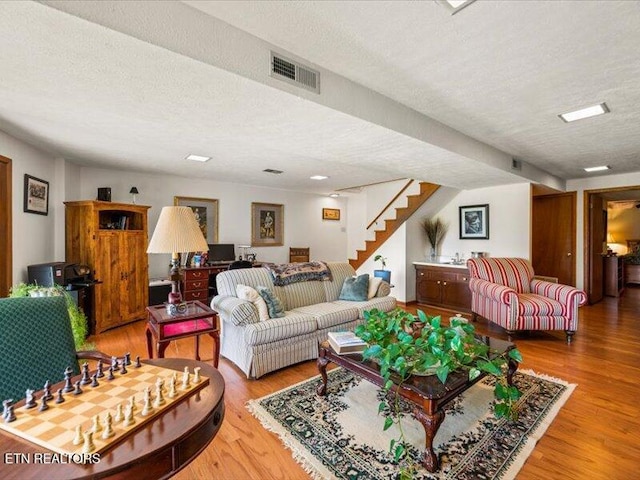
[181,262,261,302]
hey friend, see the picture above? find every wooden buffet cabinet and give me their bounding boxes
[414,263,472,313]
[65,201,150,333]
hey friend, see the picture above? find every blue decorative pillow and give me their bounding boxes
[256,286,286,318]
[338,274,370,301]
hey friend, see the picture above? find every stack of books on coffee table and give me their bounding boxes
[327,331,367,355]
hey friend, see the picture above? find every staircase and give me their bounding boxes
[349,182,440,270]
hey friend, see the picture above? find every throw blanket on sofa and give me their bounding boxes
[265,261,332,286]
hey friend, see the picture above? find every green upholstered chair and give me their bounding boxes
[0,296,110,402]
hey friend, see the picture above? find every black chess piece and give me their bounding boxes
[63,367,74,393]
[24,390,37,409]
[73,381,83,395]
[43,380,53,401]
[107,366,115,381]
[39,396,49,412]
[80,362,91,385]
[55,388,65,404]
[91,374,99,388]
[96,360,105,378]
[124,353,131,366]
[120,362,128,375]
[135,356,141,368]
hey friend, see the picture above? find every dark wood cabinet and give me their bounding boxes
[415,264,471,312]
[65,201,150,332]
[604,255,624,297]
[624,263,640,285]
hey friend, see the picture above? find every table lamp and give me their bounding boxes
[606,233,616,255]
[147,206,208,314]
[129,187,139,204]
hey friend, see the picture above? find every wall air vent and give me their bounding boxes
[270,52,320,94]
[263,168,283,174]
[511,158,522,171]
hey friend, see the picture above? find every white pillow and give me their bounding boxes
[236,284,269,321]
[368,276,383,299]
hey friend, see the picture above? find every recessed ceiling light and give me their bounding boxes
[435,0,477,15]
[310,175,329,180]
[185,154,211,162]
[559,103,609,123]
[263,168,283,174]
[584,165,611,173]
[329,193,340,198]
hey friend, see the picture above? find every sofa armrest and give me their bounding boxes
[375,281,392,297]
[530,279,587,306]
[212,295,260,326]
[469,277,517,304]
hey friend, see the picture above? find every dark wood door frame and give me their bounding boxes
[0,155,12,297]
[584,185,640,303]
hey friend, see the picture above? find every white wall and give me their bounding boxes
[1,131,59,284]
[567,171,640,289]
[77,167,348,279]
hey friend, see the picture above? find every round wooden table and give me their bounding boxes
[0,359,225,480]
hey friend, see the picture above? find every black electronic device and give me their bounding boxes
[27,262,97,289]
[207,244,235,263]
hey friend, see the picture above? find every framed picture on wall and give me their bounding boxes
[459,204,489,239]
[174,196,219,243]
[23,174,49,215]
[251,202,284,246]
[322,208,340,220]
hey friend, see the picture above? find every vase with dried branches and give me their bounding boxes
[422,217,448,261]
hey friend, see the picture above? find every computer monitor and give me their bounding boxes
[208,243,235,262]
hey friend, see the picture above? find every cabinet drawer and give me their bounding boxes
[184,290,208,301]
[186,279,208,291]
[456,273,470,283]
[185,269,209,281]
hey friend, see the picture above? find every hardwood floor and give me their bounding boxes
[91,289,640,479]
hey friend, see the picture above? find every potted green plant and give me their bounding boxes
[354,308,522,468]
[373,254,391,283]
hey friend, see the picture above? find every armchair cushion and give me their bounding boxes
[212,295,260,326]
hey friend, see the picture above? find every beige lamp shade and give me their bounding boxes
[147,206,208,254]
[607,233,617,244]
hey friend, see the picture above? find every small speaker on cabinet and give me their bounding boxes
[97,187,111,202]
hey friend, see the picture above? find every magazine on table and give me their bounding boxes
[327,331,367,354]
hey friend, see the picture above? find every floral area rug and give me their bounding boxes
[247,368,575,479]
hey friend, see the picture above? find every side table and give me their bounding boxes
[146,300,220,367]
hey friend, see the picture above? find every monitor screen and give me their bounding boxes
[208,243,235,262]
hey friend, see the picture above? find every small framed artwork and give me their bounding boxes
[322,208,340,221]
[459,204,489,239]
[24,174,49,215]
[251,202,284,247]
[174,196,219,243]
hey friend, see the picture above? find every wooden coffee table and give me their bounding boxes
[317,335,518,472]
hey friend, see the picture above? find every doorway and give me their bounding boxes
[584,185,640,304]
[0,155,12,297]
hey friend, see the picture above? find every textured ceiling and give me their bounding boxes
[1,1,639,195]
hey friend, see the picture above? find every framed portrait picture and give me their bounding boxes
[23,174,49,215]
[251,202,284,247]
[459,204,489,239]
[322,208,340,220]
[173,196,219,243]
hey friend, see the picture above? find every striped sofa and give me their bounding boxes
[212,262,396,378]
[467,258,587,343]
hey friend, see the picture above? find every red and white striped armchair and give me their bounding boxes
[467,258,587,343]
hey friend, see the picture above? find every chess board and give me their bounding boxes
[0,362,209,457]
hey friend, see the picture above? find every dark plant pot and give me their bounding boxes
[374,269,391,283]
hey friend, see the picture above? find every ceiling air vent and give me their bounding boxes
[263,168,283,174]
[511,158,522,171]
[270,52,320,94]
